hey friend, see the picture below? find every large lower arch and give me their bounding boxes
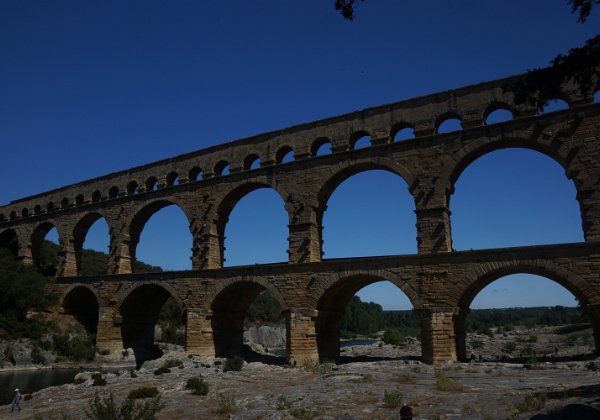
[61,285,99,337]
[315,274,417,362]
[129,199,193,271]
[119,283,184,366]
[210,279,286,358]
[453,261,600,361]
[213,182,288,267]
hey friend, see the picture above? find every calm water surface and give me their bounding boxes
[0,367,123,405]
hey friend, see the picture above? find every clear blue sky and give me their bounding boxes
[1,1,598,310]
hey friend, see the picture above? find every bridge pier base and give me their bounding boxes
[285,308,319,365]
[185,309,215,357]
[416,307,458,364]
[583,304,600,355]
[95,307,123,353]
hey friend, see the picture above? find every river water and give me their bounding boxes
[0,367,125,405]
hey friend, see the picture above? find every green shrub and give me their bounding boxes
[74,376,86,385]
[186,377,209,395]
[515,392,547,413]
[276,395,292,410]
[223,356,244,372]
[382,390,403,409]
[215,392,236,415]
[435,371,463,392]
[162,359,183,369]
[127,387,159,400]
[301,360,335,374]
[31,346,46,364]
[52,333,96,362]
[153,366,171,376]
[502,341,516,354]
[86,392,165,420]
[38,339,52,351]
[382,328,402,345]
[290,407,317,419]
[470,338,484,350]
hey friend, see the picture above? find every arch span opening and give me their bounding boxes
[120,284,184,367]
[62,286,99,337]
[0,229,18,257]
[31,224,60,276]
[74,214,110,276]
[211,282,285,362]
[222,187,288,267]
[131,202,191,272]
[316,278,419,363]
[450,148,583,250]
[322,169,416,258]
[455,273,597,363]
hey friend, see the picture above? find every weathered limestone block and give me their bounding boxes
[416,307,458,364]
[285,308,319,365]
[185,309,215,357]
[96,306,123,354]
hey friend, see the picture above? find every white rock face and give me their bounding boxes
[243,324,286,352]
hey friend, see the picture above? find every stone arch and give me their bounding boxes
[483,102,516,124]
[452,259,600,359]
[208,277,286,357]
[126,181,139,195]
[128,199,194,270]
[145,176,158,191]
[214,160,230,176]
[212,181,289,267]
[316,157,415,211]
[443,136,581,209]
[311,137,333,156]
[73,211,112,275]
[188,166,203,181]
[108,186,119,199]
[118,282,185,366]
[275,145,294,164]
[435,111,463,133]
[243,153,261,170]
[165,171,179,187]
[349,130,371,150]
[0,228,19,257]
[390,122,415,141]
[30,221,62,275]
[61,284,100,336]
[314,273,418,361]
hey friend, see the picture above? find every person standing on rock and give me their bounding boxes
[399,402,413,420]
[11,388,22,412]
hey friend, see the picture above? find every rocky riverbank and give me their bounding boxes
[3,343,600,419]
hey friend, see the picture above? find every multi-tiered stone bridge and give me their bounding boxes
[1,73,600,364]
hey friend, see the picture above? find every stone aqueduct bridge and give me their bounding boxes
[1,73,600,364]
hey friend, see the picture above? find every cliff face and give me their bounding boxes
[243,324,286,353]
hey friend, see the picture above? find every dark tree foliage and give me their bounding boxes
[246,290,283,323]
[335,0,364,21]
[568,0,600,22]
[341,295,384,336]
[0,248,56,339]
[79,247,163,276]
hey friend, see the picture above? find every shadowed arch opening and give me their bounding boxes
[391,124,415,141]
[454,269,598,362]
[316,275,418,362]
[211,281,285,360]
[166,171,179,186]
[485,107,513,125]
[73,213,110,276]
[320,166,416,258]
[127,181,139,195]
[31,223,60,276]
[276,146,294,164]
[75,194,85,205]
[350,131,371,150]
[450,148,583,250]
[108,186,119,199]
[243,154,261,170]
[130,200,192,272]
[120,284,184,367]
[189,166,203,181]
[0,229,18,257]
[92,190,102,202]
[219,184,288,267]
[311,137,333,156]
[62,286,99,336]
[436,113,463,134]
[541,98,570,114]
[145,176,159,191]
[214,160,230,176]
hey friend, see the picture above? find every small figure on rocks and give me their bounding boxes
[399,402,413,420]
[11,388,21,412]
